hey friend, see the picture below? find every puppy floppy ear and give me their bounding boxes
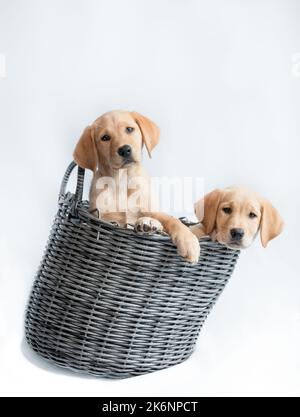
[131,111,160,158]
[260,199,284,248]
[194,189,223,235]
[73,126,97,171]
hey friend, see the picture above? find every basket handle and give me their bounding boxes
[59,161,85,203]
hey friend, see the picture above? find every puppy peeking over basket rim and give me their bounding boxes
[73,109,200,263]
[191,186,284,250]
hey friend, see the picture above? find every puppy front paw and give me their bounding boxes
[172,230,200,264]
[134,217,164,234]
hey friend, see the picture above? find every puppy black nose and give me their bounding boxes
[230,228,245,241]
[118,145,132,158]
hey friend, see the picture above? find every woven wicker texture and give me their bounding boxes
[25,162,240,379]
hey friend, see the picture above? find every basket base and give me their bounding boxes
[25,337,195,379]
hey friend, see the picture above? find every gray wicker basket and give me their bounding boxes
[25,162,239,379]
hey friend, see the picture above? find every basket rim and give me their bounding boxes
[60,192,239,251]
[59,162,239,251]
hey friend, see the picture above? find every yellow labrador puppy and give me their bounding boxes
[73,110,200,263]
[191,186,283,249]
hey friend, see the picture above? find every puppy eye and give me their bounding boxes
[222,207,232,214]
[101,134,111,141]
[249,212,257,219]
[126,127,134,134]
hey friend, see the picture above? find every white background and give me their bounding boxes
[0,0,299,397]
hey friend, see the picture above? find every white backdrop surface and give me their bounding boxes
[0,0,299,397]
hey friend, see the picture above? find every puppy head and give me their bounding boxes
[194,187,284,249]
[73,110,160,171]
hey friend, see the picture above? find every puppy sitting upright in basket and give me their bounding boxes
[73,110,200,263]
